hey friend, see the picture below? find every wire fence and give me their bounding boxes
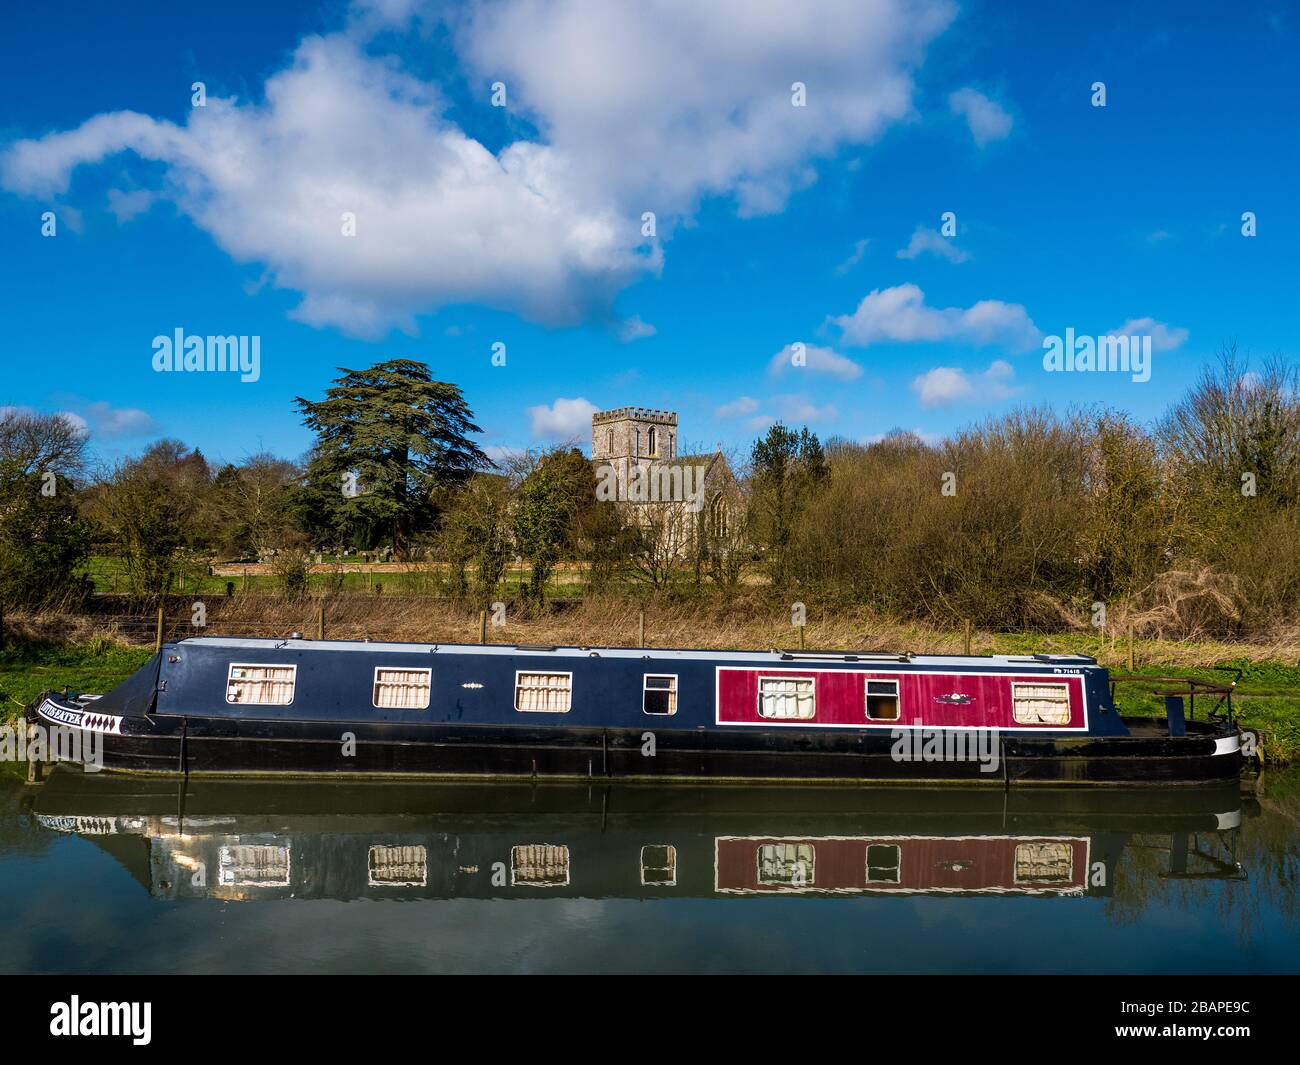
[1,593,602,650]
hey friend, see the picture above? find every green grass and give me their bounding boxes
[1104,661,1300,765]
[4,628,1298,762]
[0,641,154,723]
[81,554,597,599]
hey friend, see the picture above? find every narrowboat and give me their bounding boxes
[26,636,1245,785]
[28,776,1251,901]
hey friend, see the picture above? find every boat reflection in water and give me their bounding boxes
[28,770,1251,903]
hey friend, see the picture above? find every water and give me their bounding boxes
[2,768,1297,973]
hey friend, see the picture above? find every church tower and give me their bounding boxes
[591,407,677,463]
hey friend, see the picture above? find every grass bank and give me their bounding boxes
[0,639,154,717]
[3,598,1298,763]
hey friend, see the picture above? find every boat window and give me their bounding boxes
[1011,682,1071,725]
[226,664,296,705]
[866,844,901,883]
[511,844,570,886]
[514,671,573,712]
[219,844,290,886]
[758,842,815,887]
[641,844,677,886]
[865,678,900,720]
[373,667,432,710]
[1015,842,1074,883]
[368,844,428,887]
[643,674,678,715]
[757,676,815,719]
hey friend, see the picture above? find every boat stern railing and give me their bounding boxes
[1108,673,1236,729]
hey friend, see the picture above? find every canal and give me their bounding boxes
[1,769,1296,973]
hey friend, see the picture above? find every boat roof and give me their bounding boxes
[171,636,1097,669]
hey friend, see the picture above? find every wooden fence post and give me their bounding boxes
[963,618,972,656]
[1127,626,1135,672]
[155,603,165,652]
[479,609,488,644]
[0,601,5,649]
[316,602,325,641]
[798,624,805,650]
[638,610,645,649]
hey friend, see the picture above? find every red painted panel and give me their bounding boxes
[714,836,1088,894]
[715,667,1086,730]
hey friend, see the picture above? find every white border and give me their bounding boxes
[756,840,816,887]
[642,673,679,716]
[219,841,291,886]
[1010,680,1072,726]
[755,673,817,721]
[865,677,901,722]
[513,669,573,713]
[367,843,428,887]
[1213,734,1240,756]
[713,834,1090,896]
[640,844,678,886]
[510,843,571,886]
[865,842,902,883]
[1010,839,1076,886]
[225,662,298,706]
[714,666,1089,732]
[371,665,432,710]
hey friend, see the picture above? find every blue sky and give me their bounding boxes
[1,0,1296,467]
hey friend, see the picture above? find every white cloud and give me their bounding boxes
[617,315,656,342]
[458,0,957,218]
[106,187,156,223]
[716,396,760,418]
[2,37,650,339]
[834,237,870,274]
[0,404,88,437]
[741,393,837,429]
[948,87,1013,147]
[59,411,91,436]
[527,397,598,439]
[1,0,957,338]
[80,401,161,438]
[832,283,1041,350]
[0,401,157,439]
[738,392,837,431]
[768,342,862,379]
[482,442,525,466]
[912,359,1017,407]
[864,427,943,446]
[772,394,837,422]
[1107,316,1188,352]
[896,225,969,262]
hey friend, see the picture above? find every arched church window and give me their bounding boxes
[710,493,728,538]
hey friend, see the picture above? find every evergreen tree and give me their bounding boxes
[295,360,490,558]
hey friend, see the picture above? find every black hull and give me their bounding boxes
[49,712,1242,786]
